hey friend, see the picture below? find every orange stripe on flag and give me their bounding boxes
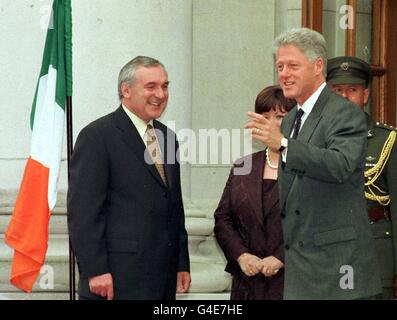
[5,157,50,292]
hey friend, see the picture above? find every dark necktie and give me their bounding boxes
[292,108,304,139]
[145,124,167,184]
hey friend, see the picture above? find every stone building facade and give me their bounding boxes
[0,0,373,299]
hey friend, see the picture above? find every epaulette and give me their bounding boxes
[375,122,397,131]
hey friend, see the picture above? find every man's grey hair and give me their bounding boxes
[118,56,165,100]
[274,28,327,77]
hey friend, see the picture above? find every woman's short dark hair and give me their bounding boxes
[255,85,296,114]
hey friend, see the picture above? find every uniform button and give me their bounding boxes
[168,242,172,247]
[295,210,300,215]
[143,184,148,188]
[386,232,390,236]
[285,245,290,250]
[298,241,303,247]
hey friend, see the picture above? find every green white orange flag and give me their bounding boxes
[5,0,72,292]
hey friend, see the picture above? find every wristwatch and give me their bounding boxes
[278,137,288,152]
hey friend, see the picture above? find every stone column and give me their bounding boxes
[188,0,281,297]
[191,0,278,202]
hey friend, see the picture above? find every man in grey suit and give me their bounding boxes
[246,28,382,299]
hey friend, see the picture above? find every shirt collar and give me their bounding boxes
[122,104,153,141]
[297,82,326,115]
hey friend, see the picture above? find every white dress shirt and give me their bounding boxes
[122,104,153,147]
[282,82,326,162]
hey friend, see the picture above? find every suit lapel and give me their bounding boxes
[113,106,166,188]
[280,108,297,209]
[282,106,297,138]
[296,86,330,143]
[243,151,265,227]
[279,86,331,210]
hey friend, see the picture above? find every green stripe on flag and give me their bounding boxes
[30,0,72,130]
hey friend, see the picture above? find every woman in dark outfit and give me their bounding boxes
[214,85,295,300]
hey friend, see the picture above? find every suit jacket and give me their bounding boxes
[279,85,382,299]
[67,106,190,300]
[214,151,284,299]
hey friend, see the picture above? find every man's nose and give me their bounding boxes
[155,87,166,99]
[278,66,290,79]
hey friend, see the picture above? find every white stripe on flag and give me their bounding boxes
[30,66,65,210]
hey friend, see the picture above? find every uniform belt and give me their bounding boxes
[368,206,391,222]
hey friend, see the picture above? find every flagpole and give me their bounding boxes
[66,95,76,300]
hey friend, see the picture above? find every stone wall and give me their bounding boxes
[0,0,303,299]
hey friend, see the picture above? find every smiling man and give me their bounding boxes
[67,56,190,300]
[247,28,382,299]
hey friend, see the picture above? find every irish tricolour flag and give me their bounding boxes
[5,0,72,292]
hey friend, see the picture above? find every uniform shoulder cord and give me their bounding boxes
[364,130,396,206]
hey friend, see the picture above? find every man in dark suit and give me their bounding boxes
[327,56,397,299]
[67,56,190,300]
[246,28,382,299]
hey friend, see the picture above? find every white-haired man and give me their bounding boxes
[246,28,382,299]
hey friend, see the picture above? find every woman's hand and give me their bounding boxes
[237,252,263,277]
[259,256,284,277]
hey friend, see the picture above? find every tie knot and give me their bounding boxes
[296,108,304,119]
[146,124,156,140]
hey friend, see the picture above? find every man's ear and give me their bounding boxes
[363,88,370,105]
[121,83,131,99]
[314,58,324,77]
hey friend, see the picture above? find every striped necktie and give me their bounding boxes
[145,124,167,184]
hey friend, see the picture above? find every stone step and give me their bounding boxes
[1,208,223,269]
[0,292,69,300]
[0,213,68,234]
[0,190,230,295]
[0,234,231,293]
[1,214,215,236]
[1,208,216,236]
[0,292,230,300]
[0,189,217,216]
[0,234,70,292]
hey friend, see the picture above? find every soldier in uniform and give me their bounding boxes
[327,56,397,299]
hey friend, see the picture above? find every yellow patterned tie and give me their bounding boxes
[145,124,167,184]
